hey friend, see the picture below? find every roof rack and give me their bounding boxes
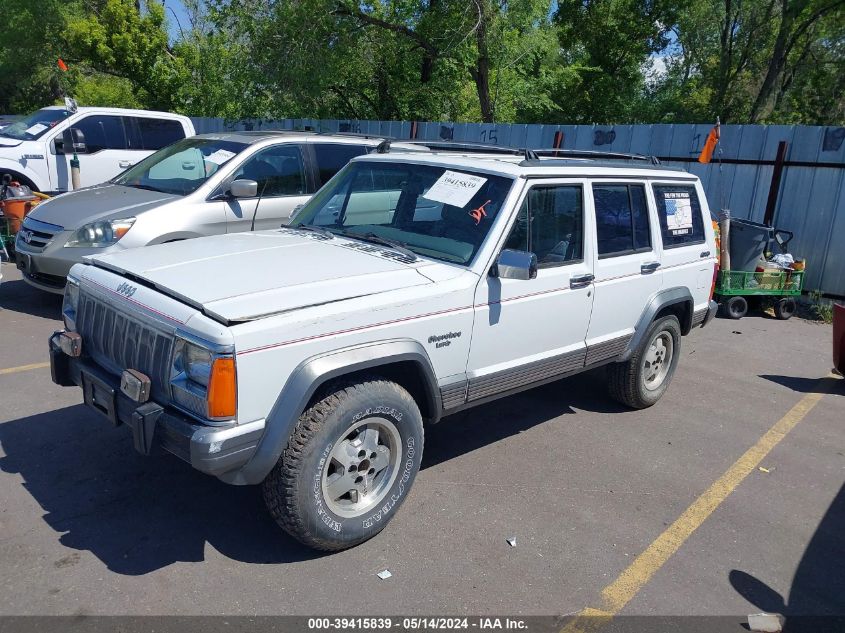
[375,139,539,160]
[316,131,395,140]
[529,149,661,165]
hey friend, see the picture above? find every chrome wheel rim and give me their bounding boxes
[643,331,674,390]
[321,418,402,518]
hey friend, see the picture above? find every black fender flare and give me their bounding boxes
[224,338,440,485]
[618,287,694,362]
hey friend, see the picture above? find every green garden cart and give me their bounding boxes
[715,229,804,320]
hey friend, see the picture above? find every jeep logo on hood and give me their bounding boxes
[115,282,137,298]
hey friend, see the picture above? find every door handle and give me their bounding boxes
[700,250,711,258]
[641,262,660,274]
[118,160,132,168]
[570,274,594,289]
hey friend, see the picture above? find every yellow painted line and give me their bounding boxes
[0,361,50,376]
[561,375,836,633]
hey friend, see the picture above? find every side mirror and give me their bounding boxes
[229,179,258,198]
[60,128,87,154]
[491,249,538,280]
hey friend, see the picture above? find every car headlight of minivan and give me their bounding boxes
[62,276,80,331]
[170,337,237,421]
[65,217,136,247]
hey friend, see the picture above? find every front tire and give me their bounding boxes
[262,377,424,551]
[608,315,681,409]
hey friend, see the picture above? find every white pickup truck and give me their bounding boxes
[50,149,718,551]
[0,106,194,193]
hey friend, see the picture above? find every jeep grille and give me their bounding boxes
[76,292,174,400]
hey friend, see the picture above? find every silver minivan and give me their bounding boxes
[15,132,418,293]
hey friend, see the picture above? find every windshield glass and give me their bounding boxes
[112,137,248,196]
[291,161,515,265]
[0,109,71,141]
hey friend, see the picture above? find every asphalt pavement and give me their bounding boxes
[1,260,843,623]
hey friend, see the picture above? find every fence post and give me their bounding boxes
[763,141,788,227]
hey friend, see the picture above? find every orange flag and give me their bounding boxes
[698,121,720,164]
[57,59,68,72]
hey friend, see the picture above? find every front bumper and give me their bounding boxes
[15,232,104,294]
[49,331,264,481]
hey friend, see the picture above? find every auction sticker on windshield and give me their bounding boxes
[423,170,487,207]
[25,123,48,136]
[205,149,237,165]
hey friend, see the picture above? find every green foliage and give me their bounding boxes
[0,0,68,112]
[2,0,843,126]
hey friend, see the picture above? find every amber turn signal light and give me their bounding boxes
[207,357,237,419]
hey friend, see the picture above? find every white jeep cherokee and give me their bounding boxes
[49,149,718,550]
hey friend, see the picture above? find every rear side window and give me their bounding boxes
[313,143,368,185]
[653,185,706,248]
[73,115,127,152]
[503,185,584,267]
[135,118,186,150]
[593,183,651,258]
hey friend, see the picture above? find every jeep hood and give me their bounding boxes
[0,138,23,148]
[88,231,442,323]
[26,183,179,227]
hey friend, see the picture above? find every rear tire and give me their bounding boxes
[262,377,424,551]
[774,297,796,320]
[721,296,748,319]
[608,316,681,409]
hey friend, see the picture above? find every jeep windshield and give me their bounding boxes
[291,161,515,265]
[0,109,71,141]
[112,137,248,196]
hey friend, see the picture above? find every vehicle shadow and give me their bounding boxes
[729,483,845,632]
[423,369,627,469]
[0,370,621,575]
[0,274,63,320]
[759,374,843,396]
[0,404,322,575]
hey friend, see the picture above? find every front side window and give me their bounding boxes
[503,185,584,267]
[73,115,127,153]
[653,184,706,248]
[0,109,71,141]
[231,145,307,197]
[113,137,248,196]
[593,183,651,257]
[292,161,515,265]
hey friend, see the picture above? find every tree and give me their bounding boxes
[63,0,181,110]
[0,0,68,112]
[748,0,845,121]
[552,0,678,124]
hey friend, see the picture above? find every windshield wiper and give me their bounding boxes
[340,230,418,262]
[291,224,334,239]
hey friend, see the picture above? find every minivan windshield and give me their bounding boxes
[0,109,71,141]
[291,161,515,265]
[112,137,248,196]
